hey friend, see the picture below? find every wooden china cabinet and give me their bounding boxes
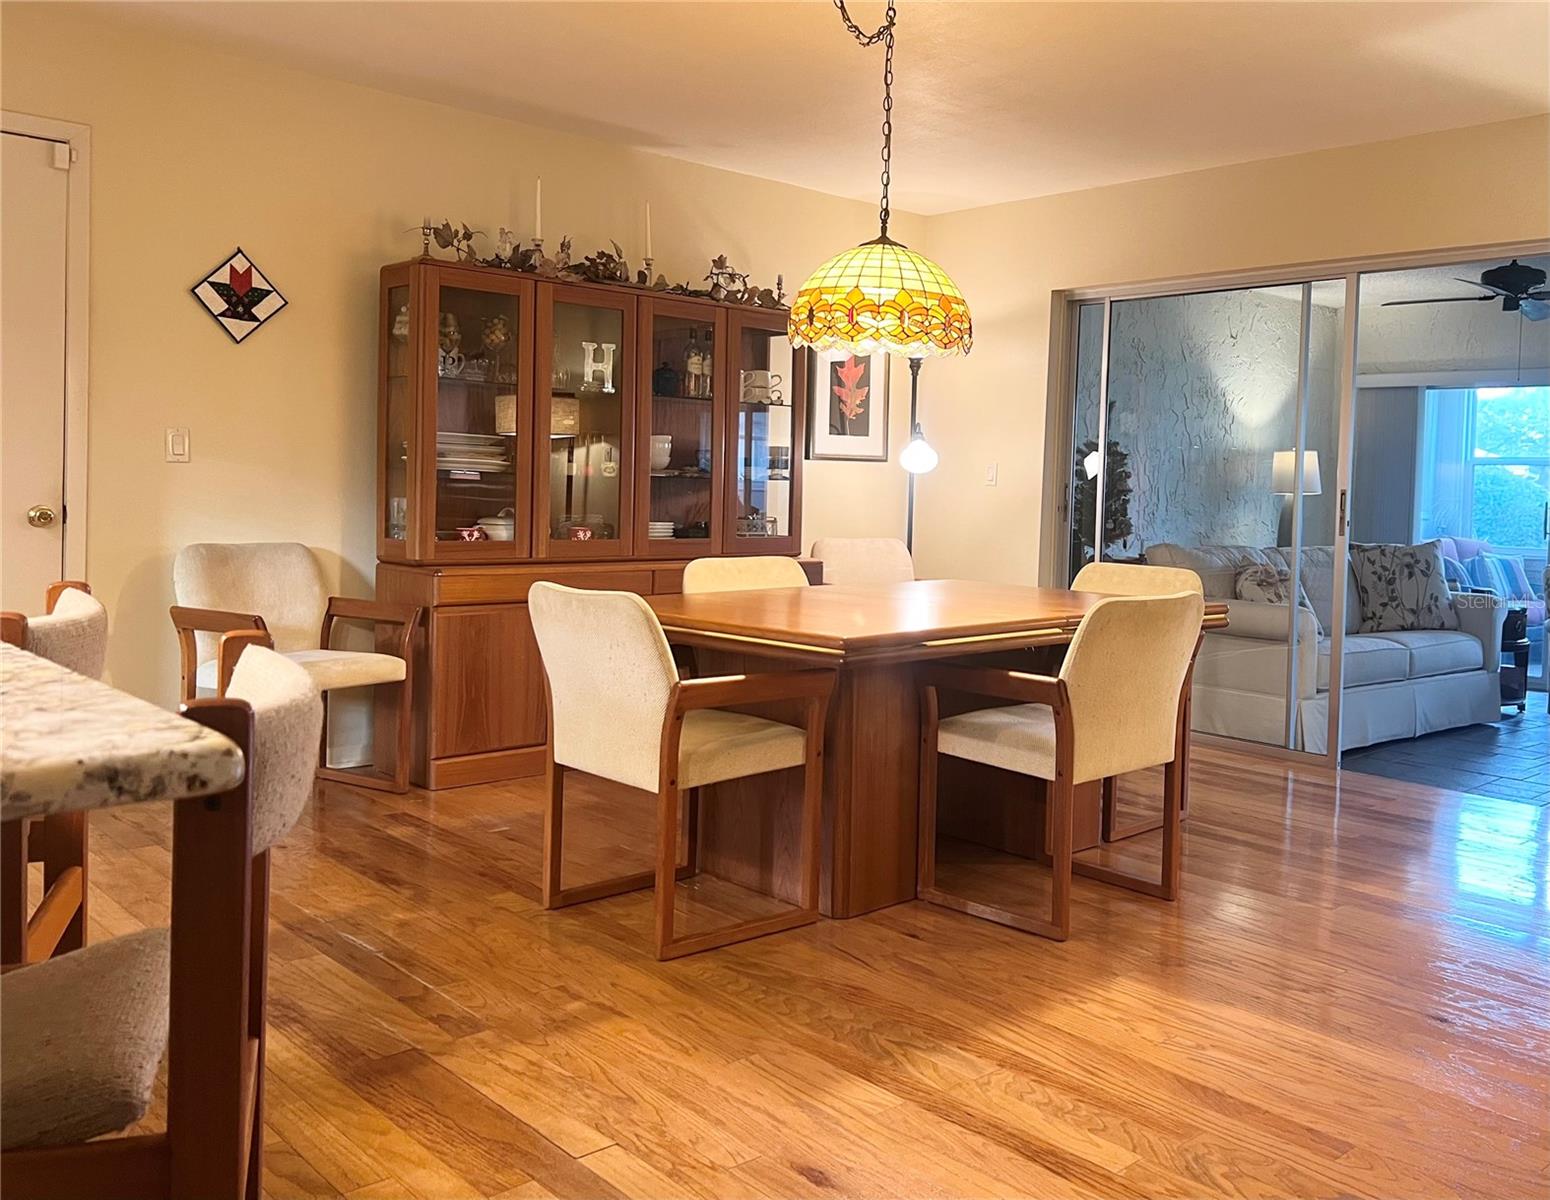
[375,259,812,788]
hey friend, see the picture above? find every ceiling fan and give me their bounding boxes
[1382,259,1549,321]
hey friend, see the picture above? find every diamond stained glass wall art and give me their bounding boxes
[191,248,288,343]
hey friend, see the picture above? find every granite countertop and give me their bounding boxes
[1,643,245,823]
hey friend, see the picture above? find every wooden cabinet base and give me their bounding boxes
[426,746,546,790]
[376,558,821,791]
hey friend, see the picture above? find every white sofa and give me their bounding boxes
[1146,543,1505,753]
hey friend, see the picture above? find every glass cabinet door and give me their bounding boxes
[425,268,532,559]
[538,286,635,557]
[725,312,804,555]
[380,271,413,557]
[637,300,722,556]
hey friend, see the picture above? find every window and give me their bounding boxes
[1470,386,1549,553]
[1419,386,1549,557]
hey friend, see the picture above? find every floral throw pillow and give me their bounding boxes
[1350,542,1459,632]
[1234,564,1324,636]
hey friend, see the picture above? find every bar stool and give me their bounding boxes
[917,591,1204,941]
[0,582,107,966]
[529,582,834,960]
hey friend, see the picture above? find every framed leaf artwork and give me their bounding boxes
[805,348,889,462]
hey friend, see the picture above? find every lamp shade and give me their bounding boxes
[788,237,973,358]
[899,426,939,475]
[1271,450,1322,495]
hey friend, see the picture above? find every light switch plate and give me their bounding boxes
[984,462,998,486]
[165,428,190,463]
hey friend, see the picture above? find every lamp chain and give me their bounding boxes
[832,0,898,240]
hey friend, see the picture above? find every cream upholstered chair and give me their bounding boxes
[0,582,108,966]
[682,555,810,594]
[917,591,1205,941]
[1072,561,1202,598]
[1071,561,1204,843]
[810,537,914,586]
[529,582,834,960]
[170,542,420,792]
[0,647,321,1199]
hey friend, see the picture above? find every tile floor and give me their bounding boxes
[1342,698,1549,803]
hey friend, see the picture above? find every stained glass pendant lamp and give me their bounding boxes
[790,2,970,548]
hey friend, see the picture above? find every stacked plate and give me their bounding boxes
[437,431,510,473]
[648,521,676,540]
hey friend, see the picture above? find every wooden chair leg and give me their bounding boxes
[1,819,26,965]
[246,850,271,1200]
[683,788,701,876]
[916,687,1072,942]
[656,707,825,961]
[315,679,411,795]
[542,760,662,911]
[40,812,87,956]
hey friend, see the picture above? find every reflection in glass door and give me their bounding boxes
[1067,281,1348,758]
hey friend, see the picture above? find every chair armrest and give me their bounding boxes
[1453,590,1506,673]
[0,612,24,648]
[44,581,91,613]
[673,669,836,712]
[169,606,268,703]
[918,663,1066,708]
[215,629,275,697]
[320,597,422,659]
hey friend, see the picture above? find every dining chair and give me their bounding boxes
[1071,561,1204,843]
[809,537,914,586]
[528,582,834,960]
[0,582,107,967]
[682,555,810,594]
[917,591,1205,941]
[170,542,420,792]
[0,646,322,1199]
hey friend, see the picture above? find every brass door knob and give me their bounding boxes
[26,504,57,528]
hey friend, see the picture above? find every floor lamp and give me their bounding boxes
[899,357,938,551]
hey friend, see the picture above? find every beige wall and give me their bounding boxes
[915,115,1550,585]
[0,3,918,703]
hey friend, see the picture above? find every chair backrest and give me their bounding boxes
[223,647,323,854]
[528,582,679,793]
[1072,561,1203,598]
[15,586,109,680]
[810,537,914,586]
[682,556,810,595]
[173,543,327,664]
[1059,591,1204,785]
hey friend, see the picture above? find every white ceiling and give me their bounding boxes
[101,0,1550,215]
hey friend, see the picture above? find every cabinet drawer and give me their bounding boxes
[430,604,545,759]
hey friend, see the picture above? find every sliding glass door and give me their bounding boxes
[1065,280,1352,759]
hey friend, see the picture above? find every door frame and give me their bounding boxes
[3,110,91,583]
[1045,237,1550,767]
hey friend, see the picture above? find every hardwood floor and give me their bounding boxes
[79,746,1548,1199]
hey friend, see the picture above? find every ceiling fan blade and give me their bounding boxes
[1456,278,1513,298]
[1381,296,1494,306]
[1520,299,1550,322]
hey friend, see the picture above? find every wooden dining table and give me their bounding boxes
[648,579,1228,918]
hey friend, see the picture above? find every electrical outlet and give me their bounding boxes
[984,462,998,486]
[165,428,191,463]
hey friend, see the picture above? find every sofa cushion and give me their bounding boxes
[1261,546,1355,635]
[1374,630,1484,679]
[1234,565,1322,635]
[1350,541,1459,632]
[1316,635,1410,691]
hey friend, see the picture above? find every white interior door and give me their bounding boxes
[1,130,70,610]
